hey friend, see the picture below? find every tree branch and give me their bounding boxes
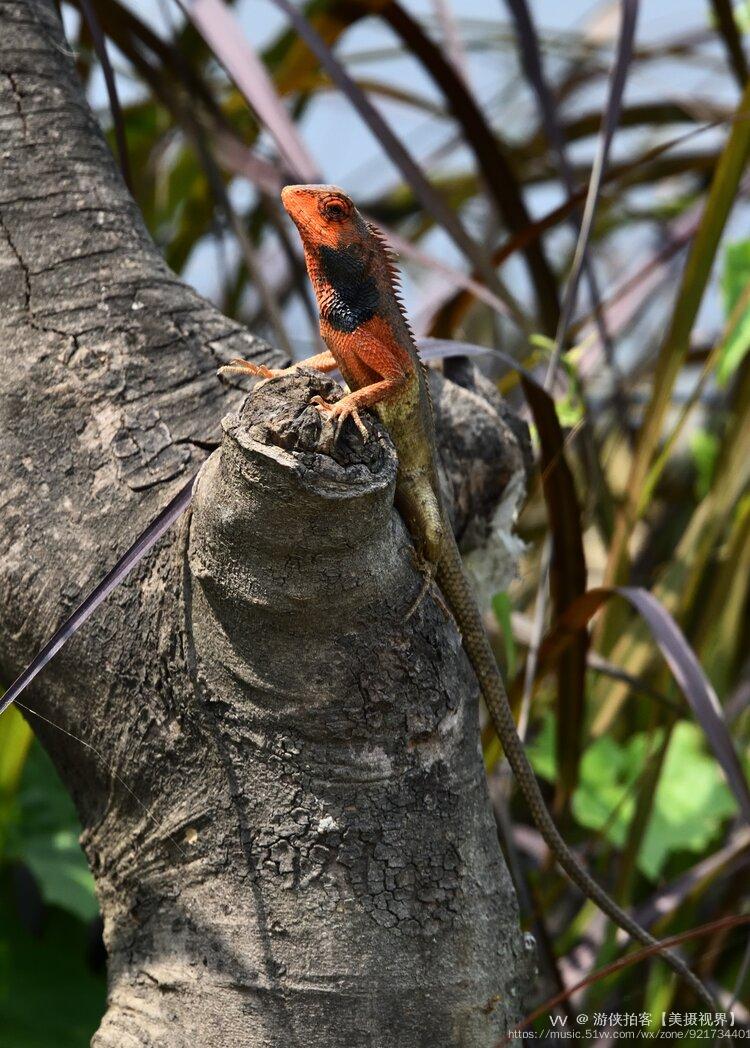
[0,2,532,1043]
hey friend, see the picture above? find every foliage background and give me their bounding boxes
[1,0,749,1042]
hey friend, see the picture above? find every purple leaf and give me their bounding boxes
[265,0,496,288]
[78,0,132,192]
[618,586,750,826]
[185,0,319,182]
[546,0,639,386]
[382,1,559,334]
[504,0,615,371]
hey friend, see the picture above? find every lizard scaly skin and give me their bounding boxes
[220,185,714,1009]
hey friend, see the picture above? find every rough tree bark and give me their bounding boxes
[0,2,534,1044]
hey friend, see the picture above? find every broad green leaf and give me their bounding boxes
[3,743,97,923]
[572,732,651,844]
[639,722,737,878]
[0,705,33,797]
[719,239,750,384]
[572,722,737,879]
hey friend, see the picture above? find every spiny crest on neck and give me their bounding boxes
[367,223,415,336]
[367,220,433,413]
[367,222,402,293]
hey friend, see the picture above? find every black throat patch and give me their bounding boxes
[318,244,379,333]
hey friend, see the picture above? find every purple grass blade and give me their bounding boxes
[545,0,639,388]
[417,335,539,384]
[376,224,515,321]
[0,476,196,719]
[504,0,616,371]
[265,0,498,290]
[78,0,132,192]
[432,0,468,84]
[618,586,750,826]
[213,132,284,196]
[382,1,558,333]
[185,0,319,182]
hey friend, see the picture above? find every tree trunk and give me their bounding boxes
[0,2,533,1044]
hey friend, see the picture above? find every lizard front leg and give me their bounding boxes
[312,373,408,442]
[313,320,413,441]
[218,350,338,381]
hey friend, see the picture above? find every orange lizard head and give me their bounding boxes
[280,184,368,251]
[282,184,391,334]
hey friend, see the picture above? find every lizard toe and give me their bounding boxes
[310,394,336,414]
[348,407,369,442]
[218,359,277,381]
[330,403,369,444]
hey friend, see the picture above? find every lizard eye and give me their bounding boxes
[319,194,352,222]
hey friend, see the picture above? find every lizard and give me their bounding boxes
[218,183,715,1009]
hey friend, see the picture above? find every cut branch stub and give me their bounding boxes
[184,369,529,1045]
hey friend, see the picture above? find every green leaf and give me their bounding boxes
[690,429,720,499]
[0,704,33,797]
[555,353,585,428]
[572,732,650,847]
[3,743,98,923]
[554,389,584,429]
[572,722,737,879]
[528,333,556,354]
[0,870,105,1047]
[638,722,737,879]
[719,239,750,384]
[0,705,33,856]
[526,712,557,782]
[20,831,99,924]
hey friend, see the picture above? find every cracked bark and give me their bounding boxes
[0,1,533,1044]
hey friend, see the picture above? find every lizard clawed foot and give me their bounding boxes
[217,358,288,383]
[310,394,369,443]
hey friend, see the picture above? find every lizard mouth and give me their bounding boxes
[280,183,306,207]
[281,184,317,238]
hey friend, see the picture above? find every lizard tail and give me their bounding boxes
[436,527,716,1011]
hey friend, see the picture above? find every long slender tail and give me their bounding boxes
[436,527,715,1010]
